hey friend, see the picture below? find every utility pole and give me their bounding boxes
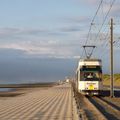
[110,18,114,98]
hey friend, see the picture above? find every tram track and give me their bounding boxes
[72,82,120,120]
[74,91,120,120]
[73,89,107,120]
[87,96,120,120]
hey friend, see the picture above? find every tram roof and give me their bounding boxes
[76,59,102,70]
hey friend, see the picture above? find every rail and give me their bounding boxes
[71,82,107,120]
[88,96,120,120]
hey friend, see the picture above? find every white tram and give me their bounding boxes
[75,59,103,95]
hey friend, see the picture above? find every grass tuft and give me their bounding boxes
[103,74,120,87]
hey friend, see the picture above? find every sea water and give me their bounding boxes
[0,88,13,92]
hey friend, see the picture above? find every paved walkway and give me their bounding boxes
[0,84,73,120]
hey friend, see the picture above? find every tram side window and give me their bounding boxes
[80,72,84,81]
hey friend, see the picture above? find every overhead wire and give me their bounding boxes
[80,0,116,59]
[85,0,104,45]
[96,0,117,58]
[80,0,104,58]
[96,25,110,57]
[93,0,116,44]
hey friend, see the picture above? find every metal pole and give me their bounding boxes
[110,18,114,97]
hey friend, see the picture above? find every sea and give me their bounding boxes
[0,55,119,85]
[0,57,78,84]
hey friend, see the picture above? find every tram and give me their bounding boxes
[75,59,103,95]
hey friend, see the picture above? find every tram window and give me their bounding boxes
[80,72,84,80]
[83,72,101,80]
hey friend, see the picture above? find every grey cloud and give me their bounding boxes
[109,4,120,16]
[60,28,81,32]
[20,29,49,35]
[0,27,49,38]
[75,0,98,5]
[59,26,83,32]
[0,38,82,59]
[92,1,120,17]
[64,16,90,24]
[0,27,20,37]
[86,0,98,4]
[0,27,70,40]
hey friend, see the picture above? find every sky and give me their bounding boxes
[0,0,120,83]
[0,0,97,58]
[0,0,119,58]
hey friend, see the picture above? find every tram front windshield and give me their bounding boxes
[80,66,102,81]
[82,72,101,81]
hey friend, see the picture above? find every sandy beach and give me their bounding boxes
[0,84,73,120]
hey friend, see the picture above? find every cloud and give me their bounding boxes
[0,28,20,37]
[0,24,104,59]
[64,16,90,24]
[58,16,90,32]
[0,37,83,59]
[90,0,120,17]
[0,27,49,38]
[83,0,98,5]
[101,2,118,16]
[0,27,73,41]
[74,0,98,5]
[0,27,118,59]
[59,26,83,32]
[62,16,90,31]
[109,4,120,16]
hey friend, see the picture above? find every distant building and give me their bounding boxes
[66,79,70,83]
